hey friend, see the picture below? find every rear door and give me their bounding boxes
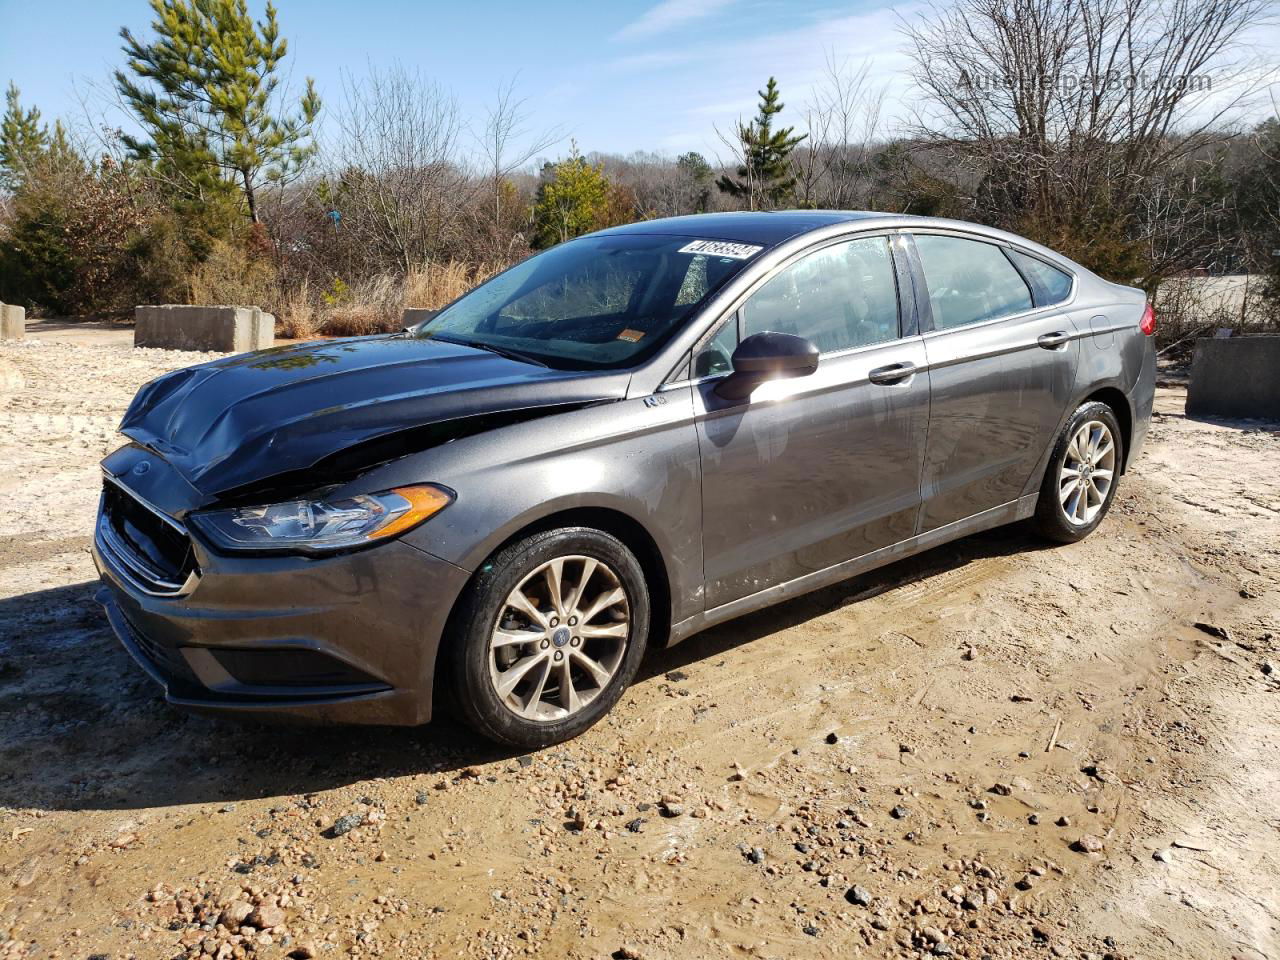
[907,232,1080,531]
[691,232,930,608]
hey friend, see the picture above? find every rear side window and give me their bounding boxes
[1007,249,1074,305]
[913,234,1033,330]
[739,236,900,354]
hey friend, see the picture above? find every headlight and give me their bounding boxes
[189,484,453,553]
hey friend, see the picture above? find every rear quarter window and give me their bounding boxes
[1007,249,1074,305]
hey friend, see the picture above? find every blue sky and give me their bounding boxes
[1,0,1275,167]
[0,0,917,161]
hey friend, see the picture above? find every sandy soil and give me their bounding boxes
[0,336,1277,960]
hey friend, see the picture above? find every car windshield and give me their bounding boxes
[413,233,763,370]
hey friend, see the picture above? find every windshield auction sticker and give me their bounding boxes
[678,239,764,260]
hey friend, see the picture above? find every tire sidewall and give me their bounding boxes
[451,527,650,748]
[1037,401,1124,542]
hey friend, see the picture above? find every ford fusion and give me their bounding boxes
[94,212,1156,747]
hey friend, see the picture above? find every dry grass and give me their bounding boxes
[177,255,511,340]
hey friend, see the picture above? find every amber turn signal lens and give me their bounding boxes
[368,485,454,540]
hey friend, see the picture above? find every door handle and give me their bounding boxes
[1037,331,1070,349]
[868,361,917,385]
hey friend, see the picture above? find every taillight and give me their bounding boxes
[1140,303,1157,336]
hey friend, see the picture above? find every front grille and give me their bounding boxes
[98,479,198,596]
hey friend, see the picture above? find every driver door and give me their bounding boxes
[692,234,930,609]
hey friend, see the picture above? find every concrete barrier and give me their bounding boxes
[1187,334,1280,420]
[1,302,25,340]
[135,305,274,352]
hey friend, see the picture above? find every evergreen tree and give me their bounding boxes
[531,142,613,248]
[716,78,806,210]
[0,83,49,191]
[677,151,713,212]
[114,0,321,223]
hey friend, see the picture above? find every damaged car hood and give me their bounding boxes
[119,335,630,497]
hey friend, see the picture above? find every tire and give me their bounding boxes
[1033,401,1124,543]
[447,527,650,748]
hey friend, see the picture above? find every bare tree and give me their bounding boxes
[901,0,1273,283]
[476,77,561,256]
[331,64,471,275]
[793,54,887,209]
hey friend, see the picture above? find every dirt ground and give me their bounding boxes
[1,334,1277,960]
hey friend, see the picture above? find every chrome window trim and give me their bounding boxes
[906,228,1079,331]
[670,230,908,390]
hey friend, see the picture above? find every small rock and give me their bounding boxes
[249,904,286,930]
[1193,622,1229,640]
[1028,813,1041,825]
[989,783,1012,796]
[890,805,909,820]
[288,943,317,960]
[802,924,819,936]
[825,731,840,745]
[414,791,430,805]
[1015,874,1034,890]
[1072,834,1105,854]
[962,646,976,661]
[516,755,534,768]
[661,802,684,818]
[1056,815,1071,827]
[1153,847,1172,863]
[845,885,872,906]
[1011,694,1033,703]
[747,847,765,864]
[625,818,645,833]
[1262,662,1274,676]
[921,925,946,944]
[220,901,254,928]
[665,669,688,682]
[325,813,365,838]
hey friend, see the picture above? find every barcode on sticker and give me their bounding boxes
[678,239,763,260]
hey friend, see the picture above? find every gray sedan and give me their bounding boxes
[94,212,1156,747]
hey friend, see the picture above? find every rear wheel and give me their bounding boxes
[1033,401,1123,543]
[448,527,649,748]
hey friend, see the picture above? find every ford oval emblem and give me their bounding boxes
[132,461,151,477]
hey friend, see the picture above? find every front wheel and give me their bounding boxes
[447,527,650,748]
[1033,401,1124,543]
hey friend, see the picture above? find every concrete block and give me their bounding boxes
[402,308,440,330]
[1,302,25,340]
[134,305,275,353]
[1186,334,1280,420]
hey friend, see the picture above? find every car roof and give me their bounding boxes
[595,210,884,245]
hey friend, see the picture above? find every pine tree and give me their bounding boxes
[716,77,807,210]
[531,142,613,248]
[114,0,321,223]
[0,83,49,191]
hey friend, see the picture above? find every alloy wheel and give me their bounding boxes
[488,555,630,722]
[1058,420,1116,526]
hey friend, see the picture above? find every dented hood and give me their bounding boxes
[119,335,629,496]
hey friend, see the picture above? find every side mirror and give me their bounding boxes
[715,331,820,401]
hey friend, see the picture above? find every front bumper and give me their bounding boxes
[93,526,472,726]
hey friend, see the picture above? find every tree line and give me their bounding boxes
[1,0,1277,342]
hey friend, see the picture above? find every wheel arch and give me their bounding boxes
[1081,386,1133,473]
[431,504,674,717]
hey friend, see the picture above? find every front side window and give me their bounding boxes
[416,234,758,370]
[735,235,900,354]
[913,234,1033,330]
[1007,249,1074,306]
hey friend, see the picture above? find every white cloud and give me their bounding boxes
[614,0,741,42]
